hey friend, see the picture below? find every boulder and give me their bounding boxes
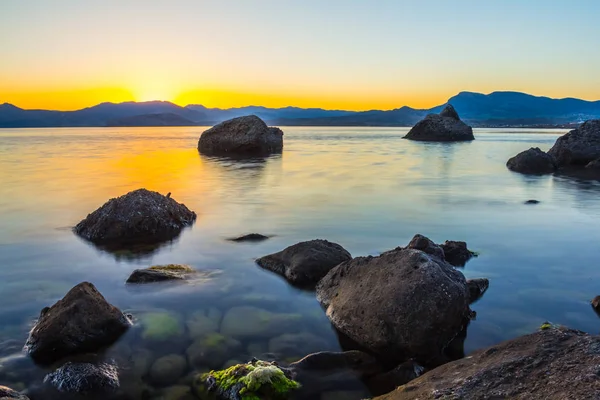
[43,361,119,393]
[227,233,271,242]
[403,105,474,142]
[24,282,131,364]
[466,278,489,303]
[373,327,600,400]
[220,306,303,339]
[439,240,476,266]
[126,264,199,284]
[316,248,471,366]
[198,115,284,156]
[74,189,196,247]
[0,386,29,399]
[256,239,352,287]
[406,234,444,260]
[506,147,556,174]
[149,354,188,386]
[548,119,600,167]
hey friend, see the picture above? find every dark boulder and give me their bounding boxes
[256,239,351,287]
[506,147,556,174]
[466,278,489,303]
[591,296,600,312]
[24,282,131,364]
[74,189,196,247]
[586,158,600,170]
[366,361,425,396]
[227,233,271,242]
[0,386,29,399]
[43,362,119,393]
[406,234,444,260]
[439,240,476,266]
[524,199,540,205]
[548,120,600,167]
[126,264,195,283]
[403,105,474,142]
[373,327,600,400]
[198,115,283,156]
[316,247,471,367]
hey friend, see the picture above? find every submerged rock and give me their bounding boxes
[524,199,540,205]
[198,115,284,156]
[506,147,556,174]
[149,354,188,386]
[194,359,300,400]
[186,307,223,339]
[373,327,600,400]
[548,119,600,167]
[316,247,471,366]
[24,282,131,365]
[227,233,271,243]
[0,385,29,399]
[220,306,303,339]
[126,264,196,283]
[43,361,119,393]
[138,311,185,342]
[256,239,352,287]
[186,333,242,370]
[268,332,331,359]
[403,105,474,142]
[439,240,476,267]
[74,188,196,247]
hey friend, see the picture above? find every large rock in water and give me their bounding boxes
[403,105,474,142]
[24,282,131,364]
[548,119,600,167]
[198,115,283,155]
[506,147,556,174]
[74,189,196,247]
[43,361,119,393]
[374,327,600,400]
[256,239,352,287]
[316,246,471,366]
[0,386,29,399]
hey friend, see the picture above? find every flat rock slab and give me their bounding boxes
[374,327,600,400]
[226,233,271,242]
[126,264,196,283]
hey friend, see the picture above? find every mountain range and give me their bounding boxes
[1,91,599,128]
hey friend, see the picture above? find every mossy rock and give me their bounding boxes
[194,360,300,400]
[139,311,185,341]
[149,264,195,272]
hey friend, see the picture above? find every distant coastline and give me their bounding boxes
[1,90,598,129]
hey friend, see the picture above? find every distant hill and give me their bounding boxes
[106,113,197,127]
[1,91,599,128]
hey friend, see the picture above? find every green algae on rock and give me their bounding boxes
[139,311,184,341]
[195,360,300,400]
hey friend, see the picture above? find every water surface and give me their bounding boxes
[1,127,599,398]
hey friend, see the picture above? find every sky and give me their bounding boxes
[1,0,600,111]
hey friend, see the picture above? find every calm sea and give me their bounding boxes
[1,126,599,398]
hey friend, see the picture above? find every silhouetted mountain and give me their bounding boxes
[106,113,197,127]
[2,91,600,128]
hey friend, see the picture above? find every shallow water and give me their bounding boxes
[1,126,600,398]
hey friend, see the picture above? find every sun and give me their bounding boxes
[133,82,177,103]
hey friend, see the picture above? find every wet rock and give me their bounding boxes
[74,188,196,247]
[198,115,284,156]
[268,332,330,360]
[152,384,194,400]
[524,199,540,204]
[439,240,476,266]
[220,306,304,339]
[0,385,29,399]
[591,296,600,313]
[403,105,474,142]
[466,278,489,303]
[149,354,187,386]
[194,359,299,400]
[586,158,600,169]
[367,361,425,396]
[24,282,131,365]
[506,147,556,174]
[139,311,185,342]
[227,233,271,243]
[127,349,153,379]
[406,234,444,260]
[373,327,600,400]
[289,351,382,396]
[256,239,352,287]
[186,308,222,339]
[548,119,600,167]
[126,264,196,284]
[43,361,119,393]
[316,248,471,367]
[186,333,242,370]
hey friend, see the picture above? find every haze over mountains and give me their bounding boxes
[1,91,599,128]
